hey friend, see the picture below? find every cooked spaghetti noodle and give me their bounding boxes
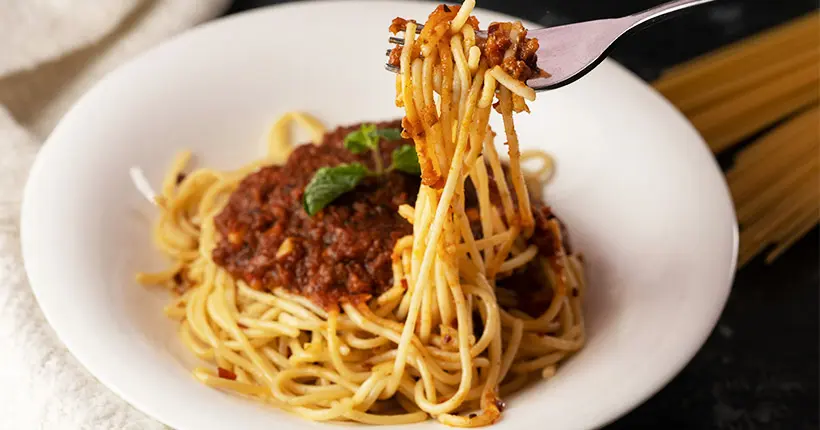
[137,2,584,426]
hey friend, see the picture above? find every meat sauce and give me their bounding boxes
[213,121,418,309]
[386,8,544,82]
[212,121,568,313]
[481,22,543,81]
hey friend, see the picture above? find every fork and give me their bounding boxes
[385,0,716,91]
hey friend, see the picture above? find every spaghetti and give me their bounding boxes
[138,2,584,426]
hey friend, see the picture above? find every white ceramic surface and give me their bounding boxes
[20,2,738,429]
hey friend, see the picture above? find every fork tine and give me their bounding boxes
[384,22,422,73]
[387,23,423,46]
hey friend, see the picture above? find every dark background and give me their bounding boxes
[228,1,819,428]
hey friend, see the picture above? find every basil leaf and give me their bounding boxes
[375,128,403,141]
[391,145,421,175]
[303,163,370,215]
[343,124,378,154]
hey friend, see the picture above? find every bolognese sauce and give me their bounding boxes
[386,8,543,83]
[212,121,418,308]
[212,121,567,311]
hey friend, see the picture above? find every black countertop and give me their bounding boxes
[228,1,820,428]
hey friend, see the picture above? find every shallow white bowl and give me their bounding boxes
[20,2,737,429]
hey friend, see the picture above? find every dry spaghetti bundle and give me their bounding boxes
[654,12,820,267]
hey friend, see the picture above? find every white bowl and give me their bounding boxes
[20,2,738,429]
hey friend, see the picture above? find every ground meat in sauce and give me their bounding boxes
[385,12,542,79]
[387,6,479,70]
[388,6,479,36]
[386,22,540,78]
[482,22,543,81]
[212,121,418,309]
[389,17,410,34]
[388,46,403,67]
[212,120,569,312]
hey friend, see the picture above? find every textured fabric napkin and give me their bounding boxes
[0,0,229,428]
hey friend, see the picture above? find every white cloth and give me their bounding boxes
[0,1,229,428]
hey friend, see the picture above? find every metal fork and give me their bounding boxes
[385,0,716,91]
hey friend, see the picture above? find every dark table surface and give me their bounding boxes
[228,1,819,428]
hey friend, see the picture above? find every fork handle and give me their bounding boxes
[629,0,716,28]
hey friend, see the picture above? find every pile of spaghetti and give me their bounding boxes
[137,1,585,426]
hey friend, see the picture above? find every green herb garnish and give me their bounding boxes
[375,128,403,141]
[343,125,404,173]
[302,163,371,216]
[390,144,421,175]
[303,124,420,216]
[343,124,379,154]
